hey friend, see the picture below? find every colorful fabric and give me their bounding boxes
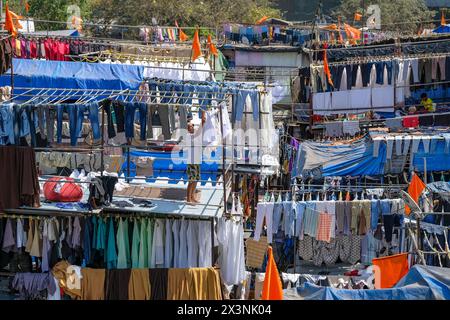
[316,213,333,243]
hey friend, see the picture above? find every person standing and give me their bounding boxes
[186,111,205,204]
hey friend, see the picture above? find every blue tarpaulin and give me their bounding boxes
[121,149,220,185]
[0,58,144,96]
[412,138,450,172]
[286,265,450,300]
[433,24,450,33]
[293,137,386,178]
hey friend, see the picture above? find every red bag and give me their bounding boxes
[403,116,419,128]
[43,177,83,202]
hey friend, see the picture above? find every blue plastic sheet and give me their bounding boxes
[288,265,450,300]
[121,149,220,185]
[0,59,144,98]
[293,137,386,178]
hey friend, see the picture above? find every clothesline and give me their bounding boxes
[307,36,450,52]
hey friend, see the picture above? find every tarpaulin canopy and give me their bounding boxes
[292,137,386,178]
[412,138,450,172]
[284,265,450,300]
[0,58,144,95]
[433,24,450,33]
[121,148,220,186]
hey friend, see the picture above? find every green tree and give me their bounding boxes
[333,0,435,32]
[23,0,92,30]
[90,0,281,29]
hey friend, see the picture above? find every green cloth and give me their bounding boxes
[138,219,148,268]
[96,218,106,250]
[147,219,154,268]
[105,217,117,269]
[131,219,141,268]
[116,218,131,269]
[214,50,229,82]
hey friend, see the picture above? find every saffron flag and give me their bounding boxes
[344,23,361,40]
[372,253,409,289]
[405,172,426,215]
[4,3,18,37]
[323,43,334,87]
[10,11,24,30]
[25,1,30,14]
[261,246,283,300]
[354,13,362,21]
[207,34,218,57]
[442,11,446,26]
[175,21,189,41]
[256,16,269,25]
[191,29,202,62]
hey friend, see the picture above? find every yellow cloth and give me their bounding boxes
[167,268,222,300]
[128,269,151,300]
[421,98,434,112]
[81,268,106,300]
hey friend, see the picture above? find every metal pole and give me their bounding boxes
[210,218,215,265]
[219,97,227,214]
[100,106,105,176]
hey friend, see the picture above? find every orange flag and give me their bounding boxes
[405,172,426,215]
[207,34,218,57]
[354,12,362,21]
[323,43,334,87]
[344,23,361,44]
[372,253,409,289]
[25,1,30,14]
[10,11,24,30]
[175,21,189,41]
[191,29,202,62]
[256,16,269,25]
[4,3,17,37]
[442,11,447,26]
[261,246,283,300]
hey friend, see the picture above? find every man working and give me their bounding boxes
[186,111,205,205]
[420,93,435,112]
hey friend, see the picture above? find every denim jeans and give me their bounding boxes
[375,62,384,85]
[56,104,78,145]
[0,104,14,145]
[14,104,37,147]
[75,102,101,145]
[233,89,259,122]
[124,102,147,140]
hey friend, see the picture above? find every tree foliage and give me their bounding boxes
[332,0,436,31]
[89,0,281,27]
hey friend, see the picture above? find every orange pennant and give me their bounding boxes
[256,16,269,25]
[405,172,426,215]
[207,34,218,57]
[10,11,24,30]
[372,253,409,289]
[175,21,189,42]
[323,43,334,87]
[25,1,30,14]
[261,246,283,300]
[354,12,362,21]
[442,11,447,26]
[191,29,202,62]
[4,3,17,37]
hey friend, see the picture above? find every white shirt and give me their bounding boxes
[187,220,199,267]
[164,219,173,268]
[172,219,180,268]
